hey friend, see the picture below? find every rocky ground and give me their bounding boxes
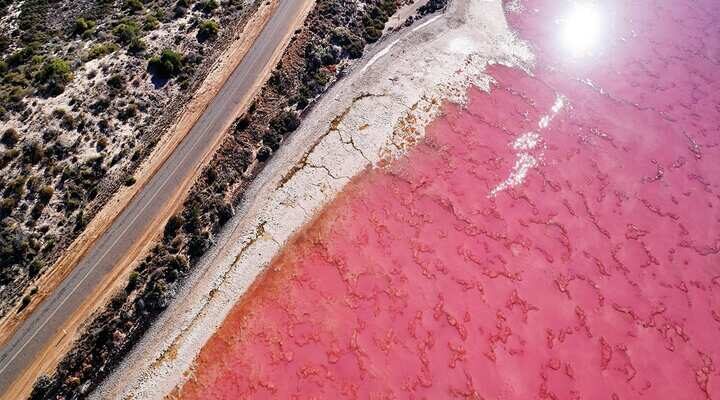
[0,0,261,319]
[91,0,534,397]
[29,0,450,398]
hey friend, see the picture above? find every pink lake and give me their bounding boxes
[178,1,720,398]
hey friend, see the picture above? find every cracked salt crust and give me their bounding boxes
[94,1,533,398]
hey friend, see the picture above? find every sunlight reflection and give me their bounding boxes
[560,2,603,56]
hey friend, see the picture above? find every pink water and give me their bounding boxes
[178,1,720,398]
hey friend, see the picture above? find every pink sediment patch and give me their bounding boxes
[178,1,720,398]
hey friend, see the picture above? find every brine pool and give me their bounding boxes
[177,0,720,398]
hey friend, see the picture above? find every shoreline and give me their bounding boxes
[94,1,534,397]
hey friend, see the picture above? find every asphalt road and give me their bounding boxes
[0,1,309,395]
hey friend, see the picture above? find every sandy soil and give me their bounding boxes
[94,1,534,398]
[0,1,317,398]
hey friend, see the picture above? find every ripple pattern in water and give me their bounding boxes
[178,1,720,398]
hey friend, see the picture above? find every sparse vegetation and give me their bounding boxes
[113,19,141,46]
[38,185,54,204]
[73,17,96,37]
[125,0,144,13]
[201,0,219,13]
[269,110,301,135]
[143,14,160,31]
[2,128,20,147]
[418,0,449,15]
[85,42,119,60]
[0,0,258,338]
[148,49,184,79]
[197,19,220,41]
[34,58,73,96]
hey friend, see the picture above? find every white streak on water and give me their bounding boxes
[490,94,566,196]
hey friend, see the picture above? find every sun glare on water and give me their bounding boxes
[560,2,603,56]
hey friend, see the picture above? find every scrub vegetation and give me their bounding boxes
[0,0,259,320]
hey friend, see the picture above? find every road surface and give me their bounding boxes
[0,1,311,397]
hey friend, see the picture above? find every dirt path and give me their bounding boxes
[0,1,316,398]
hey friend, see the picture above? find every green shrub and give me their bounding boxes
[61,113,75,129]
[126,271,139,291]
[28,259,43,277]
[19,294,31,310]
[379,0,399,15]
[183,206,202,233]
[34,58,73,96]
[107,74,125,90]
[330,27,365,59]
[9,175,27,196]
[201,0,219,12]
[269,110,300,135]
[362,5,389,43]
[7,45,37,67]
[148,49,183,79]
[256,146,271,162]
[86,42,119,60]
[52,108,66,119]
[123,175,136,186]
[128,37,146,54]
[364,26,382,43]
[187,232,208,257]
[0,197,17,214]
[167,254,188,271]
[26,175,40,193]
[0,34,8,53]
[218,202,233,224]
[125,0,143,12]
[118,103,138,120]
[164,214,183,238]
[143,14,159,30]
[73,17,96,36]
[74,209,87,231]
[3,148,20,161]
[113,19,141,45]
[38,185,53,203]
[31,375,53,399]
[1,128,20,147]
[22,141,44,164]
[197,19,219,41]
[263,132,281,151]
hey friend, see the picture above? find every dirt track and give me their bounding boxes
[0,1,315,398]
